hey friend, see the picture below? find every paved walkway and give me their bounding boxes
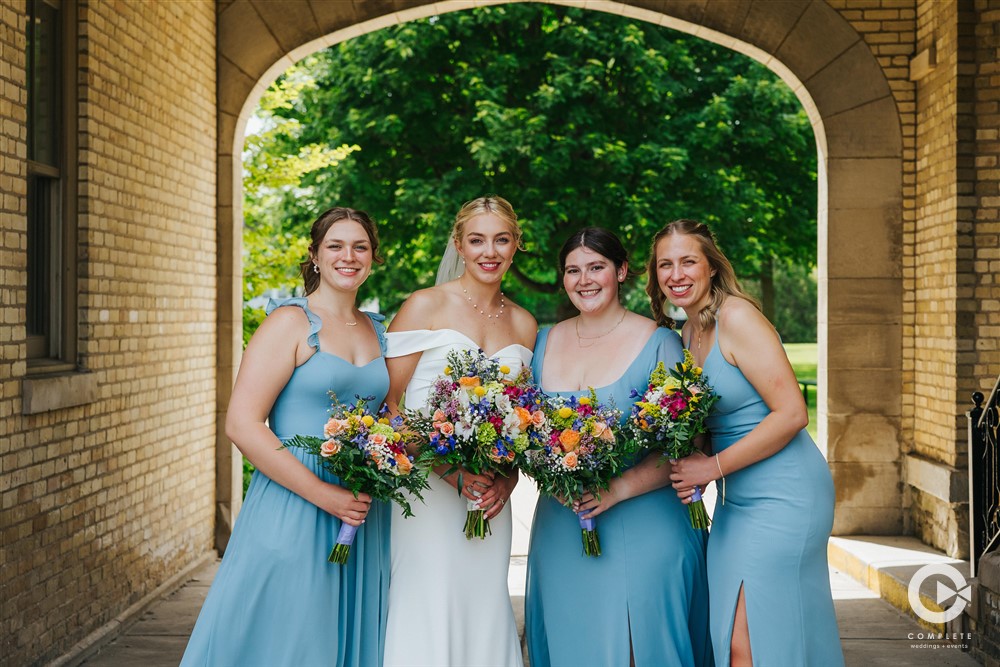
[77,484,980,667]
[78,558,979,667]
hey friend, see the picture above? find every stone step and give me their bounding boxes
[828,535,972,635]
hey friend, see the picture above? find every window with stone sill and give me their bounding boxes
[26,0,77,374]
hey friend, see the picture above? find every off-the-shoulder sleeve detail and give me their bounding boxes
[265,297,322,351]
[385,330,451,359]
[384,329,476,359]
[364,311,388,356]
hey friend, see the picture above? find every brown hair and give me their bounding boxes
[558,226,635,303]
[300,207,383,295]
[451,195,523,249]
[644,219,760,330]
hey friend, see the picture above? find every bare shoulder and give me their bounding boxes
[389,286,448,332]
[719,297,769,329]
[506,300,539,348]
[718,297,780,350]
[258,303,310,337]
[246,304,308,357]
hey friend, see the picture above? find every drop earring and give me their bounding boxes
[313,264,319,274]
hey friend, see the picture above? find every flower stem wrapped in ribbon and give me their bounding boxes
[628,349,721,529]
[283,395,429,563]
[407,349,546,539]
[518,390,634,557]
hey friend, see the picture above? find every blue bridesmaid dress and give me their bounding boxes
[180,298,391,667]
[702,322,843,666]
[525,326,713,667]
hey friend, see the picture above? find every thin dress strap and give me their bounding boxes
[364,311,388,356]
[710,308,722,359]
[265,297,322,351]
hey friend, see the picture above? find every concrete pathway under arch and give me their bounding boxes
[71,485,980,667]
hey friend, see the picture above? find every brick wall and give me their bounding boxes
[1,0,997,664]
[827,0,996,556]
[972,2,1000,390]
[0,1,217,665]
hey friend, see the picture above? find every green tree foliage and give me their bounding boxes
[243,3,817,327]
[772,262,818,343]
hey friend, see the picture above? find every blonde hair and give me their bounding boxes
[644,219,760,330]
[451,195,523,249]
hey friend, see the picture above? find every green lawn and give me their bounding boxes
[784,342,818,441]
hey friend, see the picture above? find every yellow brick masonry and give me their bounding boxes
[827,0,998,555]
[973,2,1000,383]
[0,1,217,665]
[1,0,999,665]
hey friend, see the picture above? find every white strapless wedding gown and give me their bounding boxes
[384,329,531,667]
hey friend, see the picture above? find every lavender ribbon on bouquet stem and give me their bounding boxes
[328,523,358,564]
[666,457,711,530]
[577,510,601,557]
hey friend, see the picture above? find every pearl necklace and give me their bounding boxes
[462,285,505,319]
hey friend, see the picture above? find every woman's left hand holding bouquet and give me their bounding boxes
[383,335,512,522]
[668,451,718,504]
[474,467,518,520]
[226,302,372,520]
[314,485,373,527]
[439,465,494,501]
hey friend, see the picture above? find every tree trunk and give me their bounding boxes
[760,255,776,323]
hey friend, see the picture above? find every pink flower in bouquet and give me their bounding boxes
[628,352,721,530]
[408,348,547,540]
[592,421,615,443]
[531,410,546,427]
[665,393,689,419]
[563,451,579,468]
[518,391,630,557]
[283,399,428,564]
[324,418,348,438]
[504,385,525,400]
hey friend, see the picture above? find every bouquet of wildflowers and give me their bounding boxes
[627,349,720,529]
[519,391,634,557]
[407,349,546,539]
[283,395,429,564]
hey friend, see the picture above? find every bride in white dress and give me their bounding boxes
[383,196,537,667]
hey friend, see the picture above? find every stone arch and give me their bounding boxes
[216,0,903,545]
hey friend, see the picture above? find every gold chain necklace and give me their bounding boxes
[310,301,357,326]
[575,310,627,348]
[461,285,505,319]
